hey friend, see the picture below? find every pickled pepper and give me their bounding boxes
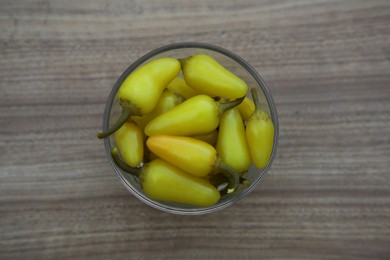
[97,58,180,139]
[111,148,220,206]
[246,88,275,168]
[145,95,244,136]
[146,135,240,192]
[180,54,248,99]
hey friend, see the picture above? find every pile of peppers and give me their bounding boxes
[97,54,274,207]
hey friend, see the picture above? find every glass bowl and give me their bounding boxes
[101,42,278,215]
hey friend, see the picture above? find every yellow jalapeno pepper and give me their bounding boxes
[132,89,184,130]
[246,88,275,168]
[180,54,248,99]
[111,148,220,206]
[114,121,144,167]
[146,135,239,192]
[97,58,180,139]
[217,108,251,173]
[167,77,199,100]
[237,97,255,121]
[145,95,244,136]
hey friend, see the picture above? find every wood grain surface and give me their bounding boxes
[1,0,390,259]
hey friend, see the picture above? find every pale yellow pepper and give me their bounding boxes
[111,148,220,206]
[145,95,244,136]
[167,77,199,99]
[246,88,275,168]
[132,89,184,130]
[97,58,180,139]
[217,108,251,173]
[146,135,239,192]
[237,97,255,121]
[114,121,143,167]
[180,54,248,99]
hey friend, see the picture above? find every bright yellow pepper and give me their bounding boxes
[97,58,180,139]
[114,121,144,167]
[145,94,244,136]
[111,148,220,206]
[132,89,184,130]
[180,54,248,99]
[237,97,255,121]
[146,135,239,192]
[246,88,275,168]
[217,108,251,173]
[167,77,199,99]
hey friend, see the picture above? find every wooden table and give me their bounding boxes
[1,0,389,259]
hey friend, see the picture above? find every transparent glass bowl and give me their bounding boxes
[101,42,279,215]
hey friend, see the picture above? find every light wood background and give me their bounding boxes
[1,0,390,259]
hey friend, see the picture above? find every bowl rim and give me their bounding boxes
[102,42,279,215]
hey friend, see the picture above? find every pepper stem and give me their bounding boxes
[208,174,250,189]
[216,161,239,193]
[219,96,245,114]
[218,177,250,195]
[111,148,141,177]
[97,107,132,139]
[250,88,261,111]
[240,177,250,187]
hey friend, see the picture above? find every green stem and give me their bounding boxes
[219,96,245,114]
[219,177,250,195]
[111,148,141,177]
[209,174,249,186]
[216,161,239,193]
[240,177,250,187]
[250,88,261,111]
[97,107,131,139]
